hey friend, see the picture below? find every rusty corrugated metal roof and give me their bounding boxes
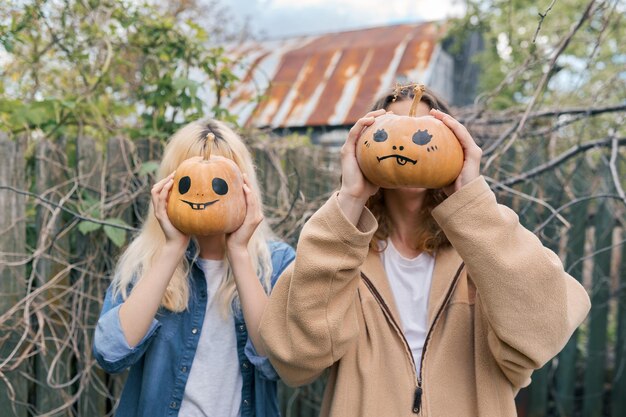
[224,22,446,129]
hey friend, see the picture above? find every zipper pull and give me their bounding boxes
[412,386,422,414]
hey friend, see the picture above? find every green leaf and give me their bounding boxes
[78,220,102,235]
[103,218,130,247]
[172,77,199,94]
[60,100,77,109]
[24,101,56,125]
[139,160,160,175]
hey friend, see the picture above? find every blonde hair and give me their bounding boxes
[367,83,452,254]
[112,118,274,315]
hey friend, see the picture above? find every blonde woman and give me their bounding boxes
[93,118,295,417]
[259,85,591,416]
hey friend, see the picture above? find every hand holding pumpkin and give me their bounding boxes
[151,172,190,250]
[226,174,264,253]
[429,109,482,196]
[338,109,385,204]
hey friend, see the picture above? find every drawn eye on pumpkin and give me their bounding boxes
[373,129,388,142]
[412,129,433,146]
[212,177,228,195]
[178,176,191,194]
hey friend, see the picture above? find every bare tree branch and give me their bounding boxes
[533,0,558,43]
[566,238,626,275]
[609,136,626,205]
[483,0,599,169]
[467,103,626,126]
[533,193,624,232]
[0,185,138,232]
[484,176,571,228]
[497,137,626,187]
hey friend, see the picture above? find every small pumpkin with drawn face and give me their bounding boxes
[356,85,463,189]
[167,134,246,236]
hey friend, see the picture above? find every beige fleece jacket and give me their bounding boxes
[260,176,590,417]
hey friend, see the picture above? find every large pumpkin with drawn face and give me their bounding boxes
[166,154,245,236]
[356,85,463,189]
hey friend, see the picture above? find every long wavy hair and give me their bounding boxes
[112,118,273,315]
[367,84,453,254]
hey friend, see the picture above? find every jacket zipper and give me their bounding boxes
[361,273,422,413]
[360,262,465,415]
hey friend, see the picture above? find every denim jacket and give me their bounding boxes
[93,241,295,417]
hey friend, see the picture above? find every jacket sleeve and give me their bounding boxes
[259,194,377,387]
[92,284,161,374]
[244,241,296,381]
[432,176,591,389]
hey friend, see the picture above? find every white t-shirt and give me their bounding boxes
[179,258,242,417]
[381,239,436,375]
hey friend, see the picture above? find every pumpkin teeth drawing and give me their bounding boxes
[376,154,417,166]
[167,133,246,236]
[181,199,219,210]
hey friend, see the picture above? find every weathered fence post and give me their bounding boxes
[612,228,626,416]
[74,135,107,416]
[32,137,73,415]
[582,201,613,417]
[554,197,589,416]
[102,136,137,410]
[521,145,553,417]
[0,133,28,417]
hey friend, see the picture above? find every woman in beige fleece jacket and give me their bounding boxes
[259,85,591,417]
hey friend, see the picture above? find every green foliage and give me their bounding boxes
[139,160,161,176]
[0,0,241,142]
[446,0,625,109]
[0,0,251,258]
[78,220,101,235]
[103,218,130,247]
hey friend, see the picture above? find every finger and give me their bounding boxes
[241,173,252,188]
[241,174,253,200]
[430,109,480,152]
[158,171,176,186]
[241,177,263,222]
[347,110,385,139]
[243,184,259,216]
[239,179,252,207]
[348,116,376,138]
[152,171,176,196]
[151,178,168,208]
[430,109,470,142]
[346,116,377,150]
[247,200,264,225]
[363,108,386,118]
[157,178,174,213]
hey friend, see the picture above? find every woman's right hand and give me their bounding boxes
[338,109,384,204]
[337,110,384,225]
[151,172,190,249]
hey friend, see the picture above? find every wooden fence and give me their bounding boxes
[0,132,624,416]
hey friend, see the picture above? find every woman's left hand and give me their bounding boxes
[430,109,483,196]
[226,174,264,253]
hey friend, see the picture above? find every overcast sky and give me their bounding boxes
[228,0,465,39]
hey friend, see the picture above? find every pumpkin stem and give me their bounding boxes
[409,84,426,118]
[203,132,215,160]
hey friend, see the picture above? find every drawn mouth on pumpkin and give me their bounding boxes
[180,199,219,210]
[376,154,417,166]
